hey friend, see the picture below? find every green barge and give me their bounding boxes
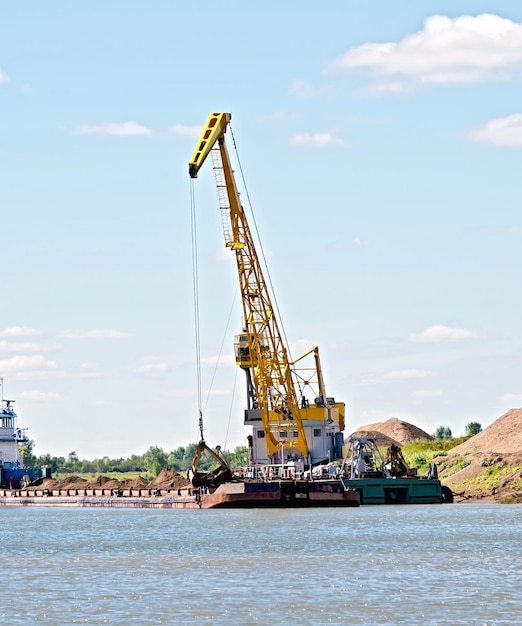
[338,436,453,505]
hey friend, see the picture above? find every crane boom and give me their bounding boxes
[189,113,345,465]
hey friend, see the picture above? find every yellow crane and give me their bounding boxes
[189,113,345,466]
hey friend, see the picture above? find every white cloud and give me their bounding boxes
[290,131,344,147]
[201,354,236,367]
[0,355,57,372]
[0,68,8,84]
[410,389,443,398]
[59,329,131,339]
[288,79,331,98]
[73,121,152,137]
[331,14,522,91]
[169,124,202,138]
[290,338,315,354]
[135,362,170,374]
[19,390,64,403]
[2,326,41,337]
[408,324,477,343]
[499,392,522,406]
[0,340,62,353]
[214,247,235,262]
[367,81,409,95]
[261,111,300,123]
[468,114,522,146]
[504,225,522,234]
[351,236,368,248]
[384,369,433,380]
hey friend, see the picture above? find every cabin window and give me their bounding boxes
[256,430,265,438]
[292,431,298,439]
[279,431,288,439]
[313,428,321,437]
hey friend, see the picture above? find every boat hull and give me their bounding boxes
[341,477,450,504]
[199,479,360,508]
[0,480,360,509]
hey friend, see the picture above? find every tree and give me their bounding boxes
[18,439,37,468]
[62,451,81,473]
[465,421,482,436]
[433,426,452,440]
[143,445,168,477]
[36,453,65,473]
[223,446,249,468]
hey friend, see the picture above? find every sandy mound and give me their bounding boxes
[60,475,90,487]
[26,469,190,492]
[149,467,190,489]
[29,477,61,489]
[123,476,150,489]
[449,408,522,456]
[351,417,433,446]
[348,430,402,448]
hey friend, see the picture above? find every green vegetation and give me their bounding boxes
[396,437,468,475]
[465,421,482,436]
[433,425,453,440]
[448,462,522,492]
[21,439,249,479]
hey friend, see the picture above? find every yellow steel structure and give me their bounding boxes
[189,113,344,461]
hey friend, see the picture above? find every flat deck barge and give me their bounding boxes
[0,479,360,509]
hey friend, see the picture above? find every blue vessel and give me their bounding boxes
[0,382,45,488]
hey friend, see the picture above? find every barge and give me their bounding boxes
[0,479,360,509]
[338,436,452,504]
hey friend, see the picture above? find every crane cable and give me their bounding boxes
[228,125,294,364]
[191,174,240,451]
[190,179,204,442]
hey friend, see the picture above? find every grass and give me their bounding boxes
[399,437,468,475]
[387,439,522,502]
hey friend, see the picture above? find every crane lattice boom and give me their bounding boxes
[189,113,345,463]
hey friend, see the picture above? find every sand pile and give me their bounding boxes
[26,468,190,491]
[123,476,150,489]
[61,475,89,487]
[448,408,522,456]
[439,408,522,503]
[351,417,433,446]
[348,430,402,448]
[30,477,61,489]
[149,467,190,489]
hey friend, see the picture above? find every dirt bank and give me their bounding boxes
[438,408,522,503]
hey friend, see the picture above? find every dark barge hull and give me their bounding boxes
[199,479,360,508]
[0,480,360,509]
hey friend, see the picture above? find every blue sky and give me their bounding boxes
[2,2,521,458]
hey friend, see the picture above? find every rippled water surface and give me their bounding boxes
[2,504,521,624]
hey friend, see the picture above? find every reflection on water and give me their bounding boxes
[1,504,521,625]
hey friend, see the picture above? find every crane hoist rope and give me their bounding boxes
[189,176,233,487]
[189,179,204,440]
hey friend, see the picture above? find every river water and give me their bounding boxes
[1,503,521,625]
